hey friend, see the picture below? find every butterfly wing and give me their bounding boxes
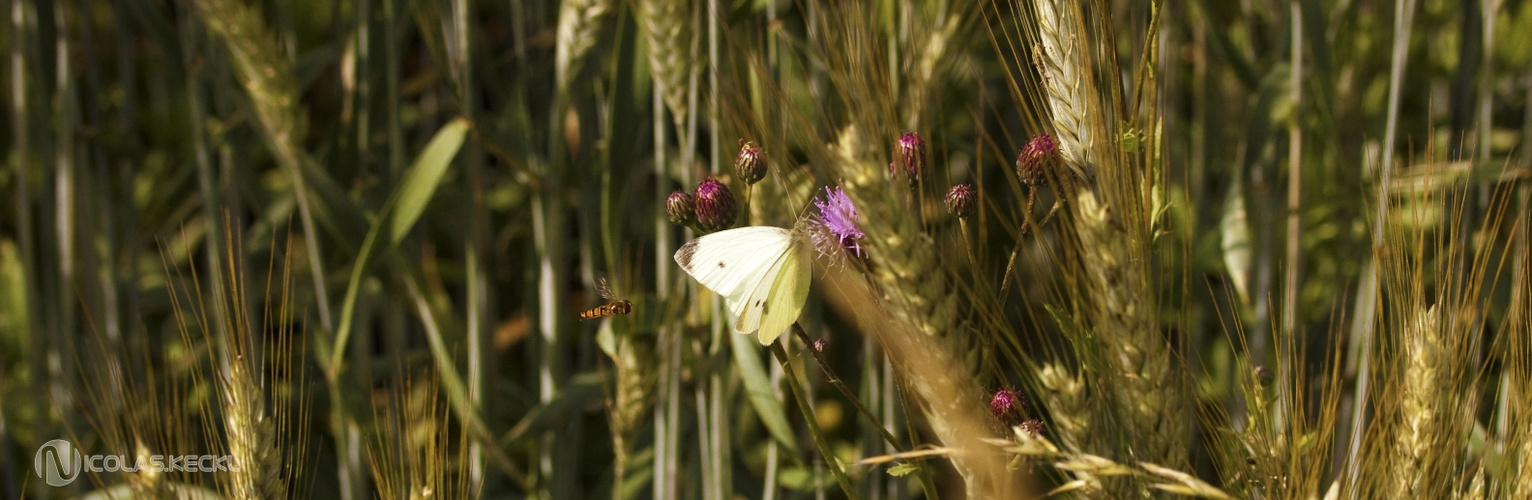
[729,245,795,335]
[674,226,793,305]
[675,226,811,342]
[753,242,811,344]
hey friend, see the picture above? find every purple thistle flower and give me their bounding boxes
[809,186,865,267]
[990,388,1028,427]
[693,178,738,232]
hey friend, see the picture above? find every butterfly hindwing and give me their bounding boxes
[754,242,811,344]
[732,245,795,335]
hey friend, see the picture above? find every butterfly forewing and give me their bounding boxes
[674,227,793,301]
[673,226,809,342]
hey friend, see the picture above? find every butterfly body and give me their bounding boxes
[674,226,812,344]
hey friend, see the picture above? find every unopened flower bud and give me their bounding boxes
[1015,133,1062,186]
[945,183,976,219]
[890,132,926,188]
[693,178,738,232]
[1254,365,1275,386]
[1018,418,1047,438]
[735,141,766,185]
[666,190,695,226]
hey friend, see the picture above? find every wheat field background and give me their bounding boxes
[1,0,1530,498]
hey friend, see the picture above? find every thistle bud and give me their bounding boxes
[1015,133,1061,186]
[666,190,695,226]
[693,178,738,232]
[945,183,976,219]
[890,132,926,188]
[1018,418,1047,438]
[989,388,1027,427]
[1254,365,1275,386]
[735,141,766,185]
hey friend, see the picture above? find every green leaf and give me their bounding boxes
[390,118,470,244]
[733,331,802,458]
[1220,175,1252,306]
[328,118,470,370]
[502,372,609,443]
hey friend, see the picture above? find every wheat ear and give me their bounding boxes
[1034,0,1095,185]
[222,353,285,499]
[1075,191,1186,469]
[1388,305,1444,497]
[827,125,1008,497]
[555,0,612,91]
[1037,363,1105,495]
[606,337,657,495]
[636,0,692,123]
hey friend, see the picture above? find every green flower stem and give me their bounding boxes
[790,324,937,497]
[771,338,858,499]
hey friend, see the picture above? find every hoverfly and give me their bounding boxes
[579,277,632,320]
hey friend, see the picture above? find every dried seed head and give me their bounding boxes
[693,178,738,232]
[945,183,976,219]
[1015,133,1062,186]
[890,132,927,188]
[666,190,696,226]
[734,141,766,185]
[990,388,1027,426]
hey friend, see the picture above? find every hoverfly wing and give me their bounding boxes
[595,277,618,301]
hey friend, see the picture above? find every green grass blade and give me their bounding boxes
[330,118,470,370]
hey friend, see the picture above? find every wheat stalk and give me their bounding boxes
[1514,400,1532,498]
[369,373,472,500]
[998,424,1231,499]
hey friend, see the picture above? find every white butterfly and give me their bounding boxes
[673,226,812,345]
